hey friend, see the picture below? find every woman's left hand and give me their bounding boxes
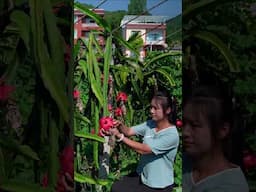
[110,128,121,136]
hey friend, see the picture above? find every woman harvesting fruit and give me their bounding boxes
[103,88,180,192]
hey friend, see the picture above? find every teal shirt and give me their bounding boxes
[132,120,179,188]
[183,167,249,192]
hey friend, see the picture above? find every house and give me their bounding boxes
[74,8,105,45]
[120,15,169,59]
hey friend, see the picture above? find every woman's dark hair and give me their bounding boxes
[184,85,233,159]
[186,86,232,135]
[151,88,177,124]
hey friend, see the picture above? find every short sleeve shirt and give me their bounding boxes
[183,167,249,192]
[132,120,180,188]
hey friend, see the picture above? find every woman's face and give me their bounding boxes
[182,103,214,158]
[150,97,169,122]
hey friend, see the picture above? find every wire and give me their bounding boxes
[111,0,169,33]
[74,0,108,24]
[74,0,174,45]
[93,0,108,9]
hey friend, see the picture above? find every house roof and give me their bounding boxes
[74,8,104,15]
[120,15,170,26]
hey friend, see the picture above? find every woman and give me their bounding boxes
[182,86,249,192]
[108,88,180,192]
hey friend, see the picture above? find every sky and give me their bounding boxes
[76,0,182,19]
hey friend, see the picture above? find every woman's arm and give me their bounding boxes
[121,135,152,154]
[111,128,152,155]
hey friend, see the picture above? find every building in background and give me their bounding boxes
[120,15,169,60]
[74,8,105,45]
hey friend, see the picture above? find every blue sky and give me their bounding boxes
[76,0,181,18]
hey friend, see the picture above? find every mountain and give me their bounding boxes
[166,14,181,45]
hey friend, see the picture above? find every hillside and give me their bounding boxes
[166,14,181,45]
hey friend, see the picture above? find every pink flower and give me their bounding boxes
[0,84,15,100]
[73,89,80,99]
[41,173,48,187]
[99,116,114,131]
[116,92,128,102]
[114,107,123,117]
[59,145,74,177]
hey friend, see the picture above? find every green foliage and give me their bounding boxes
[127,0,149,15]
[74,2,182,191]
[166,14,181,46]
[104,10,127,31]
[0,180,51,192]
[183,1,256,189]
[13,59,36,126]
[74,40,182,190]
[0,0,72,191]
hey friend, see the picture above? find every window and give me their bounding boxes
[74,15,78,23]
[74,29,77,38]
[82,17,96,24]
[146,32,163,42]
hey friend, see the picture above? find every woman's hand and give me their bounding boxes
[113,119,135,137]
[109,127,121,136]
[99,128,111,137]
[113,119,124,129]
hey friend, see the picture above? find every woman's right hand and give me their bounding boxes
[99,128,111,137]
[113,119,123,129]
[109,127,121,137]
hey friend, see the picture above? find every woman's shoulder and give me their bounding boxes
[198,167,248,192]
[183,167,249,192]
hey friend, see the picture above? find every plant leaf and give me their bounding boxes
[75,112,91,124]
[75,132,105,143]
[48,119,59,187]
[0,147,5,180]
[145,67,176,86]
[0,179,51,192]
[0,137,39,160]
[143,51,181,69]
[183,0,236,20]
[10,10,30,51]
[74,2,111,32]
[74,172,110,185]
[192,31,239,72]
[103,37,112,116]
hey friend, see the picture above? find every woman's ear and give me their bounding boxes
[218,122,230,139]
[166,107,171,115]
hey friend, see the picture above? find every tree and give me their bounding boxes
[166,14,181,47]
[127,0,149,15]
[104,10,127,31]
